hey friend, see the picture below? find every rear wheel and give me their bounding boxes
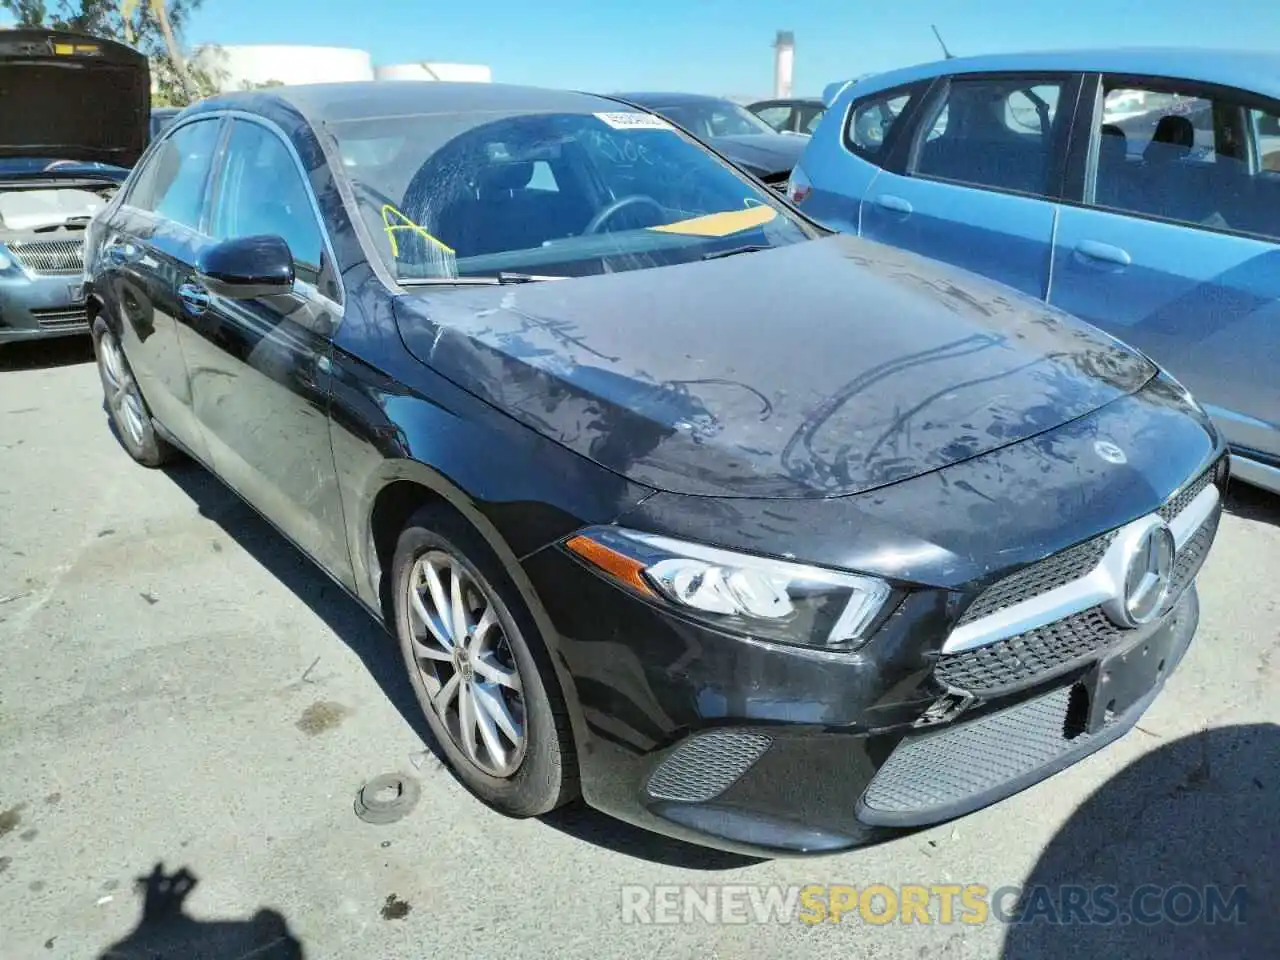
[391,506,577,816]
[92,316,176,468]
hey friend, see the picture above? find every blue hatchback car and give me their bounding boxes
[792,49,1280,493]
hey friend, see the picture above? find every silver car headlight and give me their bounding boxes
[564,527,893,650]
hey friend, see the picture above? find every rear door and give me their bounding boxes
[99,115,225,460]
[858,72,1082,300]
[180,116,354,584]
[1049,74,1280,466]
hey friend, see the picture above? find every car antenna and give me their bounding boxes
[931,24,956,60]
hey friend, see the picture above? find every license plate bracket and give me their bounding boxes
[1083,625,1176,734]
[68,282,85,304]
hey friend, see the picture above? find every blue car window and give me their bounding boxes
[846,92,912,158]
[1092,84,1278,240]
[211,119,326,285]
[127,118,222,230]
[911,78,1066,198]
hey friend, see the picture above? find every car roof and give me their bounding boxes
[748,98,825,107]
[195,81,634,125]
[613,91,733,106]
[838,48,1280,102]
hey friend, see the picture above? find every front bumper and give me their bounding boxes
[0,272,90,343]
[522,454,1224,856]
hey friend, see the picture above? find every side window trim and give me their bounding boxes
[209,111,344,311]
[901,71,1084,202]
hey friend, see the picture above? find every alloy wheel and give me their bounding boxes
[406,550,527,778]
[98,330,147,449]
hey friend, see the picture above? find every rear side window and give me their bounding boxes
[127,118,222,230]
[845,90,914,160]
[911,77,1067,197]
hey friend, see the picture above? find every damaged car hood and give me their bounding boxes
[711,133,807,178]
[0,29,150,168]
[392,234,1156,499]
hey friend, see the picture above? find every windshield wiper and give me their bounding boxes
[701,244,770,261]
[495,272,563,283]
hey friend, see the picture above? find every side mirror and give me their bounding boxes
[196,234,294,299]
[1257,114,1280,137]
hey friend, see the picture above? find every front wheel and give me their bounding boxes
[391,506,578,817]
[92,316,176,468]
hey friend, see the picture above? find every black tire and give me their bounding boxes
[391,505,578,817]
[92,315,177,468]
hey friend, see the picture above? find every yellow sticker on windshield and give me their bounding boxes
[646,205,777,238]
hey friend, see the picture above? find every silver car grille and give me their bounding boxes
[8,239,85,275]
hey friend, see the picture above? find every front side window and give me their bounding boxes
[211,120,326,286]
[1090,80,1278,240]
[329,109,814,283]
[127,118,222,230]
[845,90,913,159]
[911,77,1067,197]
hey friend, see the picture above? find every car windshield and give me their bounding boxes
[649,100,778,138]
[329,108,814,283]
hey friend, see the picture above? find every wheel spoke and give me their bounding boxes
[410,581,453,651]
[422,561,452,644]
[411,636,452,662]
[432,671,460,713]
[472,652,519,690]
[449,563,470,641]
[457,681,479,764]
[467,606,497,652]
[471,687,508,768]
[472,683,520,743]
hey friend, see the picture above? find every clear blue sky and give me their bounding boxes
[24,0,1280,96]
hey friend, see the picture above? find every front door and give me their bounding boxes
[860,73,1080,300]
[100,116,225,459]
[180,116,353,586]
[1049,76,1280,464]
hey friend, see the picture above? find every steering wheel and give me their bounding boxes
[583,195,667,235]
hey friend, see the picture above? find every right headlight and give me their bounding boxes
[563,526,893,651]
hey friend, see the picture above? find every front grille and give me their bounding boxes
[940,464,1222,697]
[646,730,772,803]
[957,531,1115,626]
[8,239,85,274]
[31,305,88,330]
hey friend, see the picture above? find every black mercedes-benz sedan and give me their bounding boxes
[83,80,1227,856]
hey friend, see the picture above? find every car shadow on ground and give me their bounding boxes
[1224,479,1280,525]
[0,337,95,371]
[1001,723,1278,959]
[160,461,759,871]
[97,863,305,959]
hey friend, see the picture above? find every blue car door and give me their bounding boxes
[1049,74,1280,473]
[858,73,1082,301]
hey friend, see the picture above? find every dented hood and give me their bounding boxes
[392,234,1156,499]
[0,30,150,168]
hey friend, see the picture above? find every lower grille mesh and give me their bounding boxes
[31,306,88,330]
[646,730,772,803]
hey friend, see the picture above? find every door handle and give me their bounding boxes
[1074,240,1131,267]
[874,194,913,214]
[177,280,210,314]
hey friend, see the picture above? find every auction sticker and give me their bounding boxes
[594,112,673,131]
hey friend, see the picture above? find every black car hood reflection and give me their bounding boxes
[710,133,807,177]
[392,233,1156,499]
